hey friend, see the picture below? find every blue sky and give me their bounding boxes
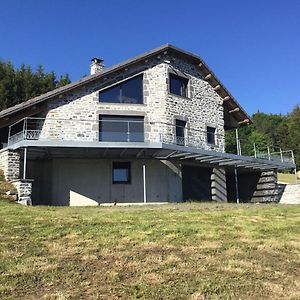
[0,0,299,115]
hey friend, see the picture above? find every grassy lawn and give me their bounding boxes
[0,201,299,300]
[278,172,299,184]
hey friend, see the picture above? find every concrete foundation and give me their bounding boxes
[27,158,182,206]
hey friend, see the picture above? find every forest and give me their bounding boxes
[0,60,299,168]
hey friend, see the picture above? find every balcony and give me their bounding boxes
[6,117,295,165]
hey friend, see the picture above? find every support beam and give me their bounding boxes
[151,150,163,157]
[238,119,250,125]
[180,154,208,160]
[213,84,221,91]
[170,152,191,158]
[229,107,240,114]
[196,156,224,163]
[205,74,212,80]
[119,148,127,157]
[165,151,178,159]
[223,96,230,102]
[136,149,145,158]
[208,158,234,164]
[219,160,244,166]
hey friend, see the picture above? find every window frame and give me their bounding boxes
[175,119,187,146]
[168,73,189,98]
[99,74,144,104]
[99,115,144,142]
[112,162,131,184]
[206,126,216,145]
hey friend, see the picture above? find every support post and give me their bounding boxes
[253,143,257,158]
[23,147,27,180]
[234,167,240,204]
[235,128,240,155]
[291,150,297,184]
[127,121,130,142]
[267,146,271,160]
[280,148,283,162]
[143,164,147,203]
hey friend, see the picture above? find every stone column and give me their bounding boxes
[211,168,227,202]
[251,170,278,202]
[11,179,33,205]
[0,149,20,181]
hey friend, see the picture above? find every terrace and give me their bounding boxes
[5,117,295,166]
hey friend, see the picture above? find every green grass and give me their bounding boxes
[278,172,300,184]
[0,201,299,300]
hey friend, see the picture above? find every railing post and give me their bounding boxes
[8,125,11,145]
[235,128,240,155]
[267,146,271,160]
[23,118,26,140]
[280,148,283,162]
[290,150,297,184]
[253,143,257,158]
[291,150,295,164]
[127,121,130,142]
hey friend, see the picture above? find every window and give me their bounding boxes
[99,75,143,104]
[207,126,216,145]
[112,162,131,184]
[176,119,186,145]
[99,116,144,142]
[169,74,188,97]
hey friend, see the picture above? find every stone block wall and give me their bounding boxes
[33,54,225,150]
[0,149,20,181]
[11,179,33,205]
[211,168,227,201]
[164,57,225,152]
[251,170,279,202]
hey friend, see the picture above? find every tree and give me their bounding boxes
[287,105,300,168]
[57,74,71,88]
[0,60,71,110]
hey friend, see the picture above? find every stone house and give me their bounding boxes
[0,44,295,205]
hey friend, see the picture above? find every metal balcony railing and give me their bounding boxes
[6,117,295,164]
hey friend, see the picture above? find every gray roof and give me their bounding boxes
[0,44,252,124]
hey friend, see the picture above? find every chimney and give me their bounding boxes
[90,57,104,75]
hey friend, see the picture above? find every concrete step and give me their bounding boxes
[279,184,300,204]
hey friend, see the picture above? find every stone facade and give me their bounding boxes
[11,179,33,205]
[251,170,279,202]
[33,55,225,151]
[0,149,20,181]
[211,168,227,201]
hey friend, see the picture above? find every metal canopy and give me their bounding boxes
[11,139,296,171]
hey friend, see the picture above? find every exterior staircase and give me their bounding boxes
[278,183,300,204]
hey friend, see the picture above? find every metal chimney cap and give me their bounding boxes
[91,57,104,64]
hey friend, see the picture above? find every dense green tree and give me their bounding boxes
[287,105,300,167]
[0,60,70,110]
[57,74,71,88]
[225,107,300,169]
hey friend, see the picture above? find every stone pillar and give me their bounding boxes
[0,149,20,181]
[251,170,278,202]
[11,179,33,205]
[211,168,227,202]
